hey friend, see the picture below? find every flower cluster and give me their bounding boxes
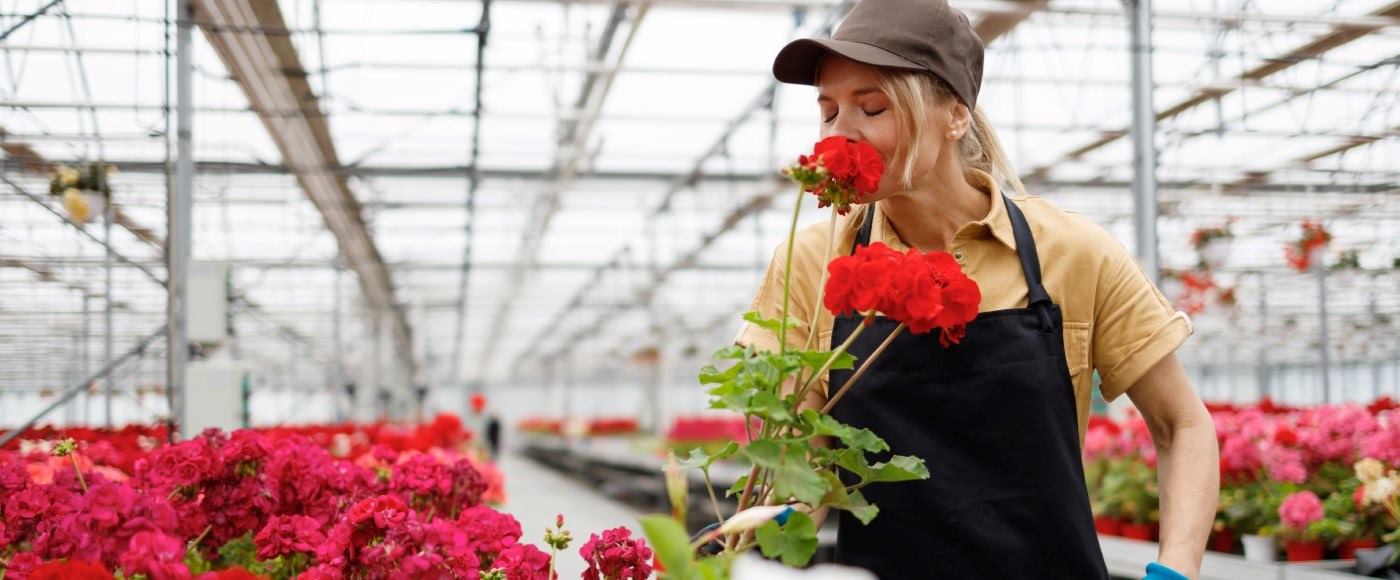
[1279,491,1324,531]
[0,419,548,580]
[1285,219,1332,272]
[824,242,981,346]
[578,527,653,580]
[782,136,884,215]
[1087,398,1400,549]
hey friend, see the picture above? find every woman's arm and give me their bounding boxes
[1126,352,1218,580]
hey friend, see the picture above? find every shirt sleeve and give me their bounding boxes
[1091,239,1194,401]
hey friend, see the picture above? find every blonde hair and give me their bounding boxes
[873,69,1026,196]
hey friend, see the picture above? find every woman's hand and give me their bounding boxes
[1127,352,1219,580]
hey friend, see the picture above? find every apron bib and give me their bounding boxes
[827,195,1108,579]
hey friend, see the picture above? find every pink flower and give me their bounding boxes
[459,505,523,563]
[255,514,327,560]
[497,542,555,579]
[3,552,42,579]
[579,527,653,580]
[118,530,191,580]
[1279,491,1324,531]
[1266,447,1308,484]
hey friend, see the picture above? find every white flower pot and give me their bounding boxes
[1201,238,1232,270]
[1242,534,1277,563]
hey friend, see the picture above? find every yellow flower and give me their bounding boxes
[56,165,80,187]
[1356,458,1386,483]
[63,188,90,223]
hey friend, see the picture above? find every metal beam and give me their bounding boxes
[473,1,651,379]
[509,1,1052,373]
[1228,123,1400,190]
[1022,0,1400,184]
[192,0,414,376]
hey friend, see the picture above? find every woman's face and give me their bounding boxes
[815,55,961,202]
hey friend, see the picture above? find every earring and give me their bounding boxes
[948,131,960,140]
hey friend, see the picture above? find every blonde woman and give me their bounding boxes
[736,0,1219,577]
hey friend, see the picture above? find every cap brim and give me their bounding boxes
[772,38,925,86]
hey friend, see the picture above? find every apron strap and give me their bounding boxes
[850,196,1051,308]
[1001,194,1052,308]
[851,205,876,254]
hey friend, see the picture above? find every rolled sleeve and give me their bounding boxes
[1092,243,1195,401]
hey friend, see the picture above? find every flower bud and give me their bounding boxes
[718,505,793,535]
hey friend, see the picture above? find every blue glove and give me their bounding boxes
[1144,562,1189,580]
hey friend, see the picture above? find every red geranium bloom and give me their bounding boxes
[28,559,112,580]
[824,242,981,346]
[784,137,885,215]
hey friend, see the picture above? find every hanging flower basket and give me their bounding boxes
[1284,220,1331,273]
[1330,248,1363,286]
[49,162,115,224]
[1190,223,1234,270]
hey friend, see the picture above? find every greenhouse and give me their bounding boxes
[0,0,1397,578]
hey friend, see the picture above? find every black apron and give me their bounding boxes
[827,195,1108,579]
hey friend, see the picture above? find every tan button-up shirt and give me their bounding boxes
[735,169,1193,444]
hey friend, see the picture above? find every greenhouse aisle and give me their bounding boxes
[499,452,643,577]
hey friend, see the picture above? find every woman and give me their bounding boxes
[736,0,1219,577]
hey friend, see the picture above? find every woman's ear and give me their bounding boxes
[945,101,972,141]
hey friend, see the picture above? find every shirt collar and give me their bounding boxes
[871,168,1017,251]
[965,168,1017,250]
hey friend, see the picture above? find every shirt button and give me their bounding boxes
[953,249,965,262]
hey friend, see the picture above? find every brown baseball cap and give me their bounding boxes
[772,0,985,109]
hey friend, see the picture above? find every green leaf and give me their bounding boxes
[795,349,856,372]
[713,345,749,360]
[864,455,930,483]
[755,511,819,567]
[727,474,750,498]
[841,491,880,525]
[801,410,888,453]
[698,363,740,385]
[639,514,696,578]
[742,440,783,468]
[677,442,739,471]
[743,310,804,334]
[771,460,830,506]
[747,391,792,422]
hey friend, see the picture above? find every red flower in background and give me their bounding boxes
[784,137,885,215]
[824,242,982,346]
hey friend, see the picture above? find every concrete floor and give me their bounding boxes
[498,452,644,578]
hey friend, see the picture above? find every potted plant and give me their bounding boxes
[1284,220,1332,273]
[1277,490,1342,561]
[1100,454,1159,541]
[1330,249,1363,287]
[1330,478,1383,560]
[1087,457,1122,536]
[1225,482,1283,562]
[1191,222,1234,270]
[48,162,114,224]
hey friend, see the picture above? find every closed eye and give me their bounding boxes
[822,109,886,124]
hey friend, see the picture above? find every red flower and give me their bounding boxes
[196,568,262,580]
[784,137,885,215]
[823,242,981,345]
[28,559,112,580]
[118,530,190,580]
[254,514,326,560]
[496,543,555,579]
[579,527,653,580]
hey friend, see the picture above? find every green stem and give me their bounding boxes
[70,455,88,494]
[799,210,839,359]
[822,323,906,413]
[702,469,725,526]
[794,314,872,403]
[187,525,213,551]
[547,546,557,580]
[776,186,806,356]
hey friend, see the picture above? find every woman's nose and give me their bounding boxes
[826,112,862,142]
